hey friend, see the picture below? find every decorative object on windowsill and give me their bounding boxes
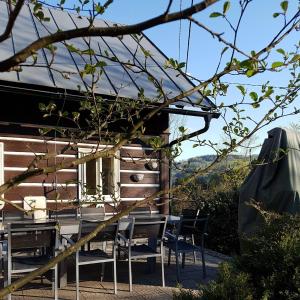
[131,173,144,182]
[145,161,158,171]
[24,196,47,220]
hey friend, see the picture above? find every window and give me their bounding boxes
[78,148,120,203]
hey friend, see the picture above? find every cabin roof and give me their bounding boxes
[0,1,215,111]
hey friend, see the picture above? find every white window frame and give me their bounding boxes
[78,148,120,203]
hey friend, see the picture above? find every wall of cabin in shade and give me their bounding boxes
[0,134,166,214]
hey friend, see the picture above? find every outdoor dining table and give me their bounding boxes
[0,214,181,288]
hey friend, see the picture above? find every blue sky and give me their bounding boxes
[53,0,299,160]
[101,0,300,160]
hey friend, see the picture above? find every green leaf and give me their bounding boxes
[209,12,223,18]
[291,54,300,63]
[221,46,229,56]
[252,103,260,108]
[179,126,185,133]
[271,61,284,68]
[240,59,252,69]
[223,1,230,14]
[66,44,78,53]
[81,48,95,55]
[273,12,280,18]
[178,62,186,69]
[96,61,107,68]
[249,92,258,101]
[236,85,246,96]
[276,48,286,56]
[280,1,288,12]
[246,69,255,77]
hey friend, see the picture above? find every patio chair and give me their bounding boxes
[181,209,200,263]
[166,215,208,282]
[3,221,59,300]
[68,219,119,299]
[118,216,167,291]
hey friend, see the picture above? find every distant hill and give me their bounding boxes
[171,154,255,185]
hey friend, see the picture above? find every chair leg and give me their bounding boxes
[168,248,171,266]
[6,252,11,300]
[113,259,117,294]
[161,245,165,287]
[192,234,197,263]
[128,258,132,292]
[175,252,180,283]
[100,263,105,282]
[201,247,206,278]
[54,265,58,300]
[182,253,185,269]
[76,251,80,300]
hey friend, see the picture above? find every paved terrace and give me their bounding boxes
[2,250,228,300]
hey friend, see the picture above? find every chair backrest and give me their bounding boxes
[129,206,152,215]
[78,220,118,243]
[181,208,200,219]
[177,215,209,238]
[181,209,200,233]
[49,208,78,219]
[80,206,105,220]
[129,216,167,242]
[7,221,58,254]
[2,211,24,222]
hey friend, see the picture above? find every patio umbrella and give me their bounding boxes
[239,127,300,235]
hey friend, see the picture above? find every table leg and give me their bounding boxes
[59,238,68,288]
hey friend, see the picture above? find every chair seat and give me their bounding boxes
[78,249,113,264]
[12,255,53,272]
[167,240,199,253]
[120,243,159,258]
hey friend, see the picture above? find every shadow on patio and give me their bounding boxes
[4,251,228,300]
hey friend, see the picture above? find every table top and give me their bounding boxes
[0,214,181,235]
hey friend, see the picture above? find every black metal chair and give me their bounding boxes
[166,215,208,282]
[3,221,59,300]
[68,220,119,299]
[118,216,167,291]
[181,209,200,263]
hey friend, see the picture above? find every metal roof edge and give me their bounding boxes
[0,80,219,117]
[140,32,216,109]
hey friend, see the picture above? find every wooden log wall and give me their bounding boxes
[0,135,162,214]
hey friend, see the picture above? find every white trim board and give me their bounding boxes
[4,167,77,172]
[4,151,76,158]
[120,170,160,174]
[121,183,160,187]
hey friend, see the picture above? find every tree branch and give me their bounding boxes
[0,0,25,43]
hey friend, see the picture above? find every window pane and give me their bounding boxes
[102,158,113,195]
[86,159,97,195]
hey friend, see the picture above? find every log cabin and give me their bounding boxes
[0,1,219,216]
